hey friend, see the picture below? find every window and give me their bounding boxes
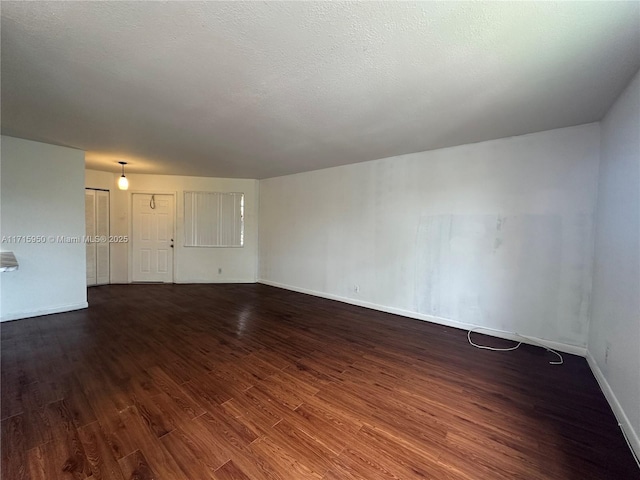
[184,192,244,247]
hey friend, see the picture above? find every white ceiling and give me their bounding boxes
[2,2,639,179]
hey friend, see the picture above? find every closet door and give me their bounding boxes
[95,190,110,285]
[85,188,110,286]
[85,190,97,286]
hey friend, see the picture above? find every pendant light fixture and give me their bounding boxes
[118,161,129,190]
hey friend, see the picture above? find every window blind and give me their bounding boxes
[184,192,244,247]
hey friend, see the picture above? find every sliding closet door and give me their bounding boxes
[85,188,110,286]
[95,190,110,285]
[85,190,97,286]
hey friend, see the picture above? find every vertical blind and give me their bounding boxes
[184,192,244,247]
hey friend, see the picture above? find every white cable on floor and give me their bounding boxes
[467,328,563,365]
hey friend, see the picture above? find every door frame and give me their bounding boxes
[128,191,177,284]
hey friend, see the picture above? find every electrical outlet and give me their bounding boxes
[605,342,611,364]
[218,268,222,274]
[354,285,360,293]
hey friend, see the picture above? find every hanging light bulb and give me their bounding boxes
[118,161,129,190]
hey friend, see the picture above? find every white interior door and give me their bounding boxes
[85,190,97,286]
[132,193,174,283]
[86,189,110,286]
[95,190,110,285]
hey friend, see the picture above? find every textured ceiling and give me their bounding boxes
[2,2,639,179]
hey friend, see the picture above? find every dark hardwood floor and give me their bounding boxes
[1,284,638,479]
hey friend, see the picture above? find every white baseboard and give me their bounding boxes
[586,352,640,463]
[257,279,587,357]
[108,280,257,285]
[0,302,88,322]
[174,279,256,284]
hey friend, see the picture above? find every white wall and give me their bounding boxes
[588,70,640,457]
[85,170,258,284]
[1,136,87,321]
[85,169,114,191]
[259,124,600,351]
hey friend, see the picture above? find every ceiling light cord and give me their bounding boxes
[467,328,563,365]
[118,161,129,190]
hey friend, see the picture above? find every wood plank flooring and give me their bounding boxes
[1,284,638,479]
